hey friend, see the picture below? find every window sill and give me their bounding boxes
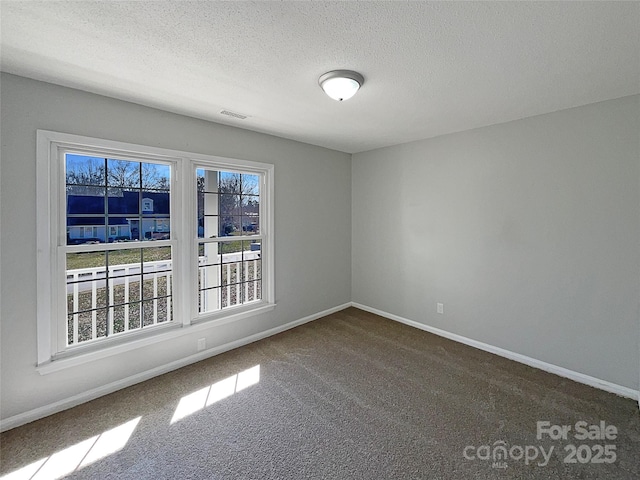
[193,301,275,327]
[37,302,276,375]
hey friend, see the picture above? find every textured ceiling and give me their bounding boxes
[1,1,639,153]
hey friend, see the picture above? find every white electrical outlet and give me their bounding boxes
[197,338,206,351]
[436,303,444,314]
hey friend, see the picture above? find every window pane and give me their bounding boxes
[142,163,171,190]
[198,242,221,267]
[106,217,133,241]
[244,280,262,303]
[65,247,172,346]
[241,174,259,195]
[203,193,218,215]
[143,274,170,299]
[67,308,109,346]
[197,168,219,192]
[67,189,106,214]
[219,194,240,217]
[220,240,243,256]
[113,276,142,304]
[242,240,261,252]
[142,300,156,327]
[243,256,261,282]
[143,272,170,300]
[112,305,128,334]
[143,246,171,262]
[107,158,140,187]
[219,172,241,193]
[125,302,142,330]
[201,215,219,239]
[221,262,241,286]
[128,219,141,241]
[220,216,241,237]
[75,309,105,344]
[67,251,106,270]
[66,282,109,314]
[107,188,139,214]
[242,216,260,235]
[66,155,105,186]
[222,284,239,309]
[241,195,259,215]
[199,288,221,314]
[241,194,259,235]
[198,240,221,313]
[108,249,142,274]
[141,191,170,213]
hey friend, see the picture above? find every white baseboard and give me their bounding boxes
[351,302,639,401]
[0,303,351,432]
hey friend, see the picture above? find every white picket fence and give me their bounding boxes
[66,252,260,344]
[198,251,261,313]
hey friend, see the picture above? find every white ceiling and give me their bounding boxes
[1,1,639,154]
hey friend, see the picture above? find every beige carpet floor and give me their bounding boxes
[1,307,639,479]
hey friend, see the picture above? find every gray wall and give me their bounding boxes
[352,95,640,390]
[1,72,638,423]
[0,73,352,421]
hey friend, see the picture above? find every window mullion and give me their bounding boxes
[57,245,68,356]
[177,158,193,326]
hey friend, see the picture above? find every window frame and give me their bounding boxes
[191,162,269,322]
[62,155,177,352]
[36,130,275,371]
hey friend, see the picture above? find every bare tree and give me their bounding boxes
[219,173,258,233]
[197,172,259,236]
[107,160,139,189]
[66,157,170,193]
[66,158,106,194]
[141,163,170,190]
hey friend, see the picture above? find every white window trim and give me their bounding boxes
[190,160,273,323]
[36,130,275,372]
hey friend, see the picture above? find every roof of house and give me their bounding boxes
[67,191,170,226]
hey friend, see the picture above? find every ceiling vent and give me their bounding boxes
[220,109,248,120]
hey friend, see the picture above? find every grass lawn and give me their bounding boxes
[67,246,171,270]
[68,239,259,270]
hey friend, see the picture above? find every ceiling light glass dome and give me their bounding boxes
[319,70,364,101]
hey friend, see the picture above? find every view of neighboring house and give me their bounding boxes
[66,190,171,243]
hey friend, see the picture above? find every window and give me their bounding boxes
[64,154,173,348]
[196,169,262,314]
[37,131,274,369]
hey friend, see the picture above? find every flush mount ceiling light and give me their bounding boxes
[318,70,364,101]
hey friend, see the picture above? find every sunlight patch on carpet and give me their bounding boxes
[171,365,260,424]
[1,417,141,480]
